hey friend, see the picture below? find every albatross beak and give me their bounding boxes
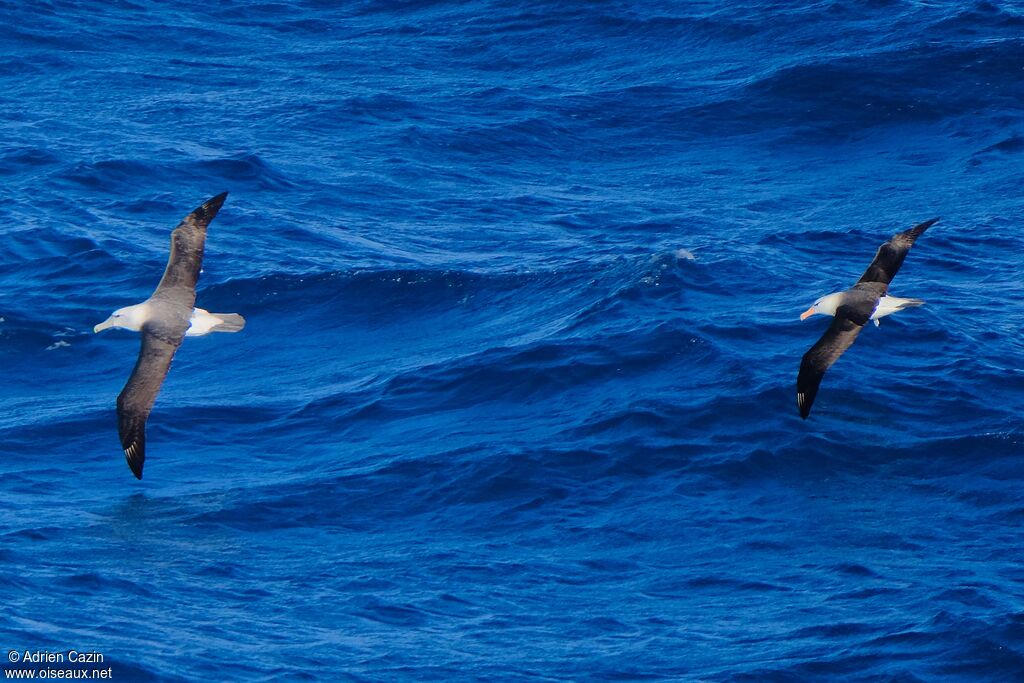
[799,307,816,321]
[94,317,115,333]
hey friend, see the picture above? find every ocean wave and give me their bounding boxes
[2,0,1024,679]
[56,152,295,194]
[686,39,1024,139]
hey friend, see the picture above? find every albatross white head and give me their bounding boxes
[800,292,844,320]
[94,303,151,333]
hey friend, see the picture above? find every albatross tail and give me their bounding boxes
[207,313,246,333]
[186,309,246,336]
[870,296,925,327]
[874,296,925,317]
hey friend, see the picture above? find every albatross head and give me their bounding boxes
[94,303,150,333]
[800,292,844,320]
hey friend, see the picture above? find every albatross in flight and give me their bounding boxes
[94,192,245,478]
[797,217,938,419]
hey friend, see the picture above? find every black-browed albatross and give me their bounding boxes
[797,217,938,419]
[94,192,245,478]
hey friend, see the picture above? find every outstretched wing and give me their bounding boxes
[116,330,182,479]
[857,217,938,288]
[797,309,867,419]
[154,192,228,297]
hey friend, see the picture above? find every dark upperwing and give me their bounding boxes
[796,304,870,419]
[153,192,228,298]
[857,217,938,288]
[113,193,228,478]
[116,330,182,479]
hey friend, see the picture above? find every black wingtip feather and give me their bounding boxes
[123,438,145,479]
[905,216,939,239]
[797,392,812,419]
[118,408,147,480]
[194,192,229,222]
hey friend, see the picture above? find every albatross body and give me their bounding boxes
[94,192,244,478]
[796,217,938,419]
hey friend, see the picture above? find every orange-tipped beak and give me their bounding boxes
[799,307,815,321]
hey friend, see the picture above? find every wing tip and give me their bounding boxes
[905,216,940,239]
[193,191,229,223]
[797,392,812,419]
[123,440,145,480]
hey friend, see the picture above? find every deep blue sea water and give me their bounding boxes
[2,1,1024,680]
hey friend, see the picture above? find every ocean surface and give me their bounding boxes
[2,1,1023,680]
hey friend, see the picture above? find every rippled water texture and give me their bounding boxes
[2,1,1023,680]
